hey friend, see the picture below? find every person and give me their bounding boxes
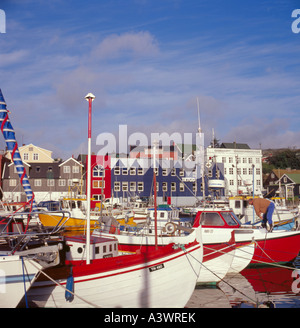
[248,197,275,232]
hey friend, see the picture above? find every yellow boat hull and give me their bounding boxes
[38,213,99,231]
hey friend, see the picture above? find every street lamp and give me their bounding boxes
[85,92,95,265]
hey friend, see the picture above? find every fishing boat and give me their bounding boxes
[229,195,299,230]
[22,227,202,308]
[193,209,300,266]
[37,197,100,231]
[38,197,137,231]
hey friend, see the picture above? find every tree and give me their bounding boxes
[268,149,300,169]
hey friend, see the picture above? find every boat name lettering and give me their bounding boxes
[103,254,113,258]
[149,263,164,272]
[204,229,213,233]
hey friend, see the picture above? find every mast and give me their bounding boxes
[196,97,205,200]
[85,92,95,265]
[0,89,37,211]
[153,140,158,250]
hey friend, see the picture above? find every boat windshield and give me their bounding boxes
[221,212,241,226]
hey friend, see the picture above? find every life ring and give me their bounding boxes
[165,222,176,234]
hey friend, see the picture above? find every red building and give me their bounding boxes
[86,154,111,208]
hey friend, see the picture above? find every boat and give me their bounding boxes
[38,197,137,231]
[229,195,299,230]
[0,213,63,307]
[22,227,202,308]
[193,208,300,266]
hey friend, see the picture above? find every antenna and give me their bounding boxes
[197,97,201,133]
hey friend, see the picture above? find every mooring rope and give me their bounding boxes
[27,259,101,308]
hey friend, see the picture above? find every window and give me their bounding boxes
[256,158,260,164]
[122,182,128,191]
[138,168,144,175]
[248,158,252,164]
[229,168,234,175]
[34,179,42,187]
[193,183,196,192]
[93,165,104,177]
[130,182,136,192]
[256,168,261,175]
[137,182,144,192]
[249,168,253,175]
[23,153,29,161]
[200,212,224,226]
[93,180,104,189]
[171,182,176,192]
[36,166,41,173]
[162,182,167,192]
[222,157,226,163]
[68,179,73,186]
[243,158,247,163]
[33,153,39,161]
[73,166,80,173]
[59,179,66,186]
[63,166,70,173]
[171,169,176,176]
[122,168,128,175]
[47,179,55,187]
[114,167,120,175]
[130,168,136,175]
[229,180,234,186]
[114,181,120,192]
[162,169,168,176]
[180,183,185,192]
[9,179,17,187]
[179,168,184,177]
[243,168,247,175]
[154,168,158,176]
[229,157,233,163]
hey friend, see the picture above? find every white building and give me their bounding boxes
[206,142,263,196]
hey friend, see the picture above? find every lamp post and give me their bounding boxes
[85,92,95,265]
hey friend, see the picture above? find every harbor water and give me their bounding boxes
[186,256,300,308]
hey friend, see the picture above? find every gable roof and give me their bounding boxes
[220,142,250,149]
[281,173,300,184]
[59,157,84,167]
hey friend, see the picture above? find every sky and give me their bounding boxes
[0,0,300,159]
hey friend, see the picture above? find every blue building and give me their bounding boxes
[109,157,224,206]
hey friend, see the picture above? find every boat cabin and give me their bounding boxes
[147,204,180,223]
[65,235,119,261]
[193,210,242,229]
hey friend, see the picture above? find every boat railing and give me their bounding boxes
[0,210,72,237]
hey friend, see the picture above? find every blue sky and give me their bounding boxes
[0,0,299,159]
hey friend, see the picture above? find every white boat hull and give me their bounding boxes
[0,255,41,308]
[24,242,202,308]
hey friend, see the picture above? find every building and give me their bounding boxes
[206,142,263,196]
[109,156,224,206]
[2,156,84,203]
[6,143,55,163]
[264,169,300,199]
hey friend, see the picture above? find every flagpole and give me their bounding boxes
[85,92,95,265]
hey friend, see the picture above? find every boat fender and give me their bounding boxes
[65,267,74,302]
[165,222,176,234]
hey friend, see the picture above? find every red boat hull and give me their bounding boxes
[251,232,300,265]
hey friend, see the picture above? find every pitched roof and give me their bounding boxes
[284,173,300,184]
[220,142,250,149]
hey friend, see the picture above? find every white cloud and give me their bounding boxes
[92,31,159,60]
